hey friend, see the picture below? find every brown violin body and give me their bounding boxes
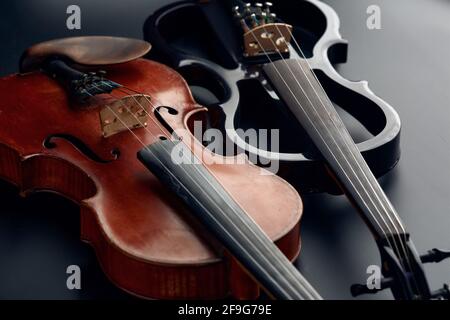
[0,58,302,299]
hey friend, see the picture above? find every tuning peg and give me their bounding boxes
[98,70,107,81]
[233,6,250,32]
[264,2,273,15]
[80,73,89,85]
[269,12,277,23]
[350,277,394,297]
[244,3,252,16]
[250,13,259,28]
[421,248,450,263]
[431,284,450,299]
[254,3,265,25]
[261,11,267,25]
[232,6,241,18]
[255,3,263,13]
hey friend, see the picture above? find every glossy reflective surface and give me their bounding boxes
[0,0,449,299]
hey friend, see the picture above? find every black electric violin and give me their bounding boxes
[144,0,450,299]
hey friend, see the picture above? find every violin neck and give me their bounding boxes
[264,58,405,240]
[138,139,322,300]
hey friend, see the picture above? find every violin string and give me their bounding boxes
[279,23,419,290]
[275,22,421,293]
[104,82,311,289]
[90,83,321,299]
[246,28,402,260]
[233,3,414,289]
[112,87,321,299]
[287,28,408,234]
[267,25,407,259]
[98,91,307,300]
[248,20,418,293]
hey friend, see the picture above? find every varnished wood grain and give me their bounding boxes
[0,59,302,299]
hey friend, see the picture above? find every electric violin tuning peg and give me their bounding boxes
[250,13,259,28]
[431,284,450,300]
[420,248,450,263]
[233,5,250,32]
[350,283,380,297]
[350,283,382,297]
[232,6,241,18]
[243,3,252,16]
[269,13,277,23]
[264,2,273,14]
[255,3,263,13]
[350,277,394,297]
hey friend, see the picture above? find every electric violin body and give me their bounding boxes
[144,0,450,300]
[0,36,321,299]
[144,0,401,194]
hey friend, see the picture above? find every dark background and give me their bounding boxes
[0,0,449,299]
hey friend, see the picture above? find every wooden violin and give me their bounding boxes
[0,36,322,300]
[144,0,450,299]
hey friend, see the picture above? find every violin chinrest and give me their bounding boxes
[20,36,151,72]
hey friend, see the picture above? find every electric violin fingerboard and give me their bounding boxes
[264,59,404,239]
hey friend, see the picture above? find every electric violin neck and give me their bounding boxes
[263,58,447,300]
[264,59,403,240]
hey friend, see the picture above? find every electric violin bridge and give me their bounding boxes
[233,3,293,57]
[99,94,151,138]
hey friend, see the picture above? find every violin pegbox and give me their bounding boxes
[233,2,293,57]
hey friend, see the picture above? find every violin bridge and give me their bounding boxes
[99,94,151,138]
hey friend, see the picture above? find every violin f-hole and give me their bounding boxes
[154,106,178,135]
[43,134,120,164]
